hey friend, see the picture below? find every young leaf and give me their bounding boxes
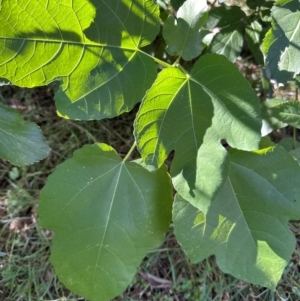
[0,0,160,120]
[39,143,173,301]
[270,100,300,128]
[163,0,208,61]
[173,145,300,289]
[262,0,300,83]
[0,103,50,166]
[134,54,261,212]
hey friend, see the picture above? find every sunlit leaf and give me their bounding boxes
[173,145,300,289]
[163,0,208,60]
[0,0,160,120]
[0,103,50,166]
[262,0,300,83]
[134,54,261,212]
[39,143,173,301]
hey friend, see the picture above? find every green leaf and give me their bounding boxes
[170,0,186,11]
[134,54,261,212]
[278,136,300,151]
[39,143,173,301]
[261,98,287,136]
[208,24,244,62]
[245,20,264,65]
[163,0,208,60]
[289,147,300,164]
[205,5,246,30]
[205,6,246,62]
[173,145,300,289]
[270,100,300,128]
[0,0,160,120]
[0,103,50,166]
[262,0,300,83]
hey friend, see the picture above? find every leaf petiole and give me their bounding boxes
[138,50,172,68]
[122,141,137,162]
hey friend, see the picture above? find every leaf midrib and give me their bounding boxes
[0,35,138,51]
[92,163,123,282]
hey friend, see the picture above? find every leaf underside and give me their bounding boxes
[134,54,261,212]
[173,145,300,289]
[0,103,50,166]
[39,143,173,301]
[0,0,160,120]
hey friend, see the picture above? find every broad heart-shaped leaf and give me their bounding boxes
[262,0,300,83]
[134,54,261,212]
[0,0,160,120]
[39,143,173,301]
[270,100,300,128]
[0,103,50,166]
[173,145,300,289]
[162,0,208,61]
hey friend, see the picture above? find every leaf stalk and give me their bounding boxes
[123,141,137,162]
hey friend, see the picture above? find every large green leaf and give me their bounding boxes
[134,54,261,212]
[0,103,50,166]
[0,0,160,120]
[262,0,300,83]
[162,0,208,61]
[173,145,300,289]
[39,143,173,301]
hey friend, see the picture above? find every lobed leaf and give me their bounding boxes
[173,145,300,289]
[134,54,261,212]
[39,143,173,301]
[163,0,208,61]
[0,0,160,120]
[0,103,50,166]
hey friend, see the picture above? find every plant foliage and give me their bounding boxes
[1,0,300,300]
